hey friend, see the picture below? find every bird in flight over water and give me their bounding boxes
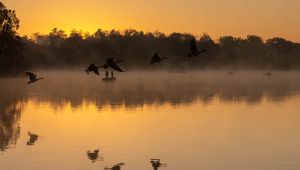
[188,37,207,58]
[101,58,125,72]
[85,64,101,75]
[26,72,44,84]
[150,52,167,64]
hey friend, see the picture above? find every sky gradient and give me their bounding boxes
[3,0,300,42]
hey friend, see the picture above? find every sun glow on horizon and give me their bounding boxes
[3,0,300,42]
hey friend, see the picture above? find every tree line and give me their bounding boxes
[1,2,300,75]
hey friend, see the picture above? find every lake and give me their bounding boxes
[1,71,300,170]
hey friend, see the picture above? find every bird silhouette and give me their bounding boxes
[100,58,125,72]
[86,64,101,75]
[87,149,102,162]
[264,72,272,76]
[188,37,207,58]
[105,163,125,170]
[150,159,167,170]
[151,52,167,64]
[27,131,38,145]
[26,72,44,84]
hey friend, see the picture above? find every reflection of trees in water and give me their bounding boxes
[0,99,22,151]
[0,71,300,109]
[6,71,299,109]
[0,72,299,150]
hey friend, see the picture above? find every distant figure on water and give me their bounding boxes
[86,64,100,75]
[150,159,167,170]
[101,58,125,72]
[111,71,114,78]
[26,72,44,84]
[27,132,38,145]
[87,149,102,163]
[105,163,125,170]
[105,69,109,78]
[151,52,167,64]
[103,69,116,81]
[264,72,272,76]
[228,71,235,75]
[188,37,207,58]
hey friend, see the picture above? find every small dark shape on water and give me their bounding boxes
[87,149,103,162]
[150,159,167,170]
[27,132,38,145]
[105,163,125,170]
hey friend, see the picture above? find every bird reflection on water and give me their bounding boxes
[27,132,38,145]
[150,159,167,170]
[105,163,125,170]
[1,71,300,153]
[86,149,103,163]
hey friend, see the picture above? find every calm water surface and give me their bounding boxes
[1,71,300,170]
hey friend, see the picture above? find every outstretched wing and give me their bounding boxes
[110,64,124,72]
[190,38,199,55]
[93,69,100,75]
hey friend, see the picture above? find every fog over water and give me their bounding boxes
[1,71,300,170]
[1,71,300,107]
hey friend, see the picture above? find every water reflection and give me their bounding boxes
[87,149,103,163]
[27,132,39,145]
[105,163,125,170]
[0,98,21,151]
[1,71,300,108]
[0,71,300,152]
[150,159,167,170]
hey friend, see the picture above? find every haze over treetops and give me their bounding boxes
[3,0,300,42]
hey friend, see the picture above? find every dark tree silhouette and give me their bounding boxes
[0,2,23,74]
[1,1,300,74]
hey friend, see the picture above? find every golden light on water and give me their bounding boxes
[1,69,300,170]
[2,96,296,170]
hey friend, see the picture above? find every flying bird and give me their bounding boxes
[150,52,167,64]
[26,72,44,84]
[188,37,207,58]
[101,58,125,72]
[86,64,101,75]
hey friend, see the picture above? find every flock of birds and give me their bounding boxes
[25,37,273,84]
[23,37,203,169]
[25,37,273,83]
[24,37,273,169]
[25,37,209,84]
[86,151,167,170]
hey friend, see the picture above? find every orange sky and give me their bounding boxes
[3,0,300,42]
